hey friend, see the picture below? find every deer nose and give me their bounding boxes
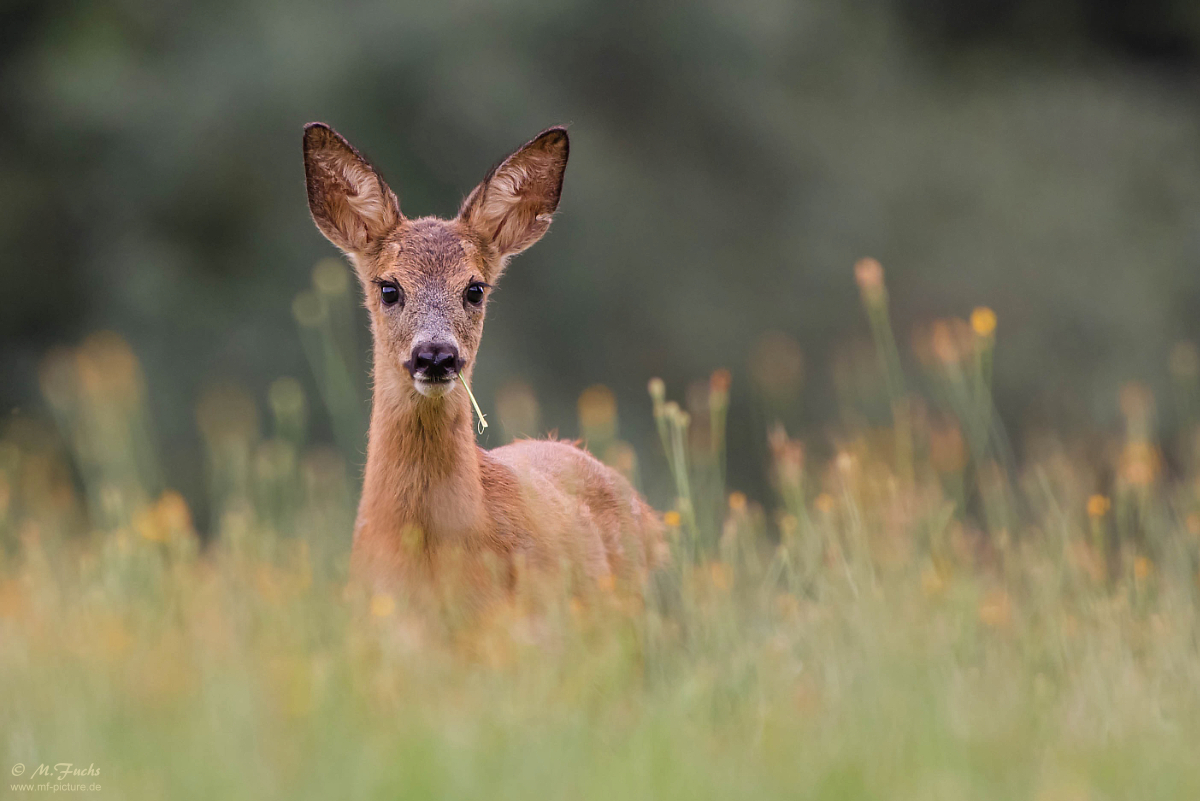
[408,342,461,381]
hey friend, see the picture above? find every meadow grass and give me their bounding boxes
[3,264,1200,800]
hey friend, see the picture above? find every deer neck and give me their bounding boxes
[359,369,486,546]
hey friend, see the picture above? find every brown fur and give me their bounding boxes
[302,123,663,608]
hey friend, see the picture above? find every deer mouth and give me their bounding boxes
[413,375,457,398]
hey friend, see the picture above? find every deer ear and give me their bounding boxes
[303,123,401,254]
[458,127,568,263]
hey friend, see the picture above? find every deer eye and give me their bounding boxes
[464,282,486,306]
[380,283,402,307]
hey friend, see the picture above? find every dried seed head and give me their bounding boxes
[854,257,885,298]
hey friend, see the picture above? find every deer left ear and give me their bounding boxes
[458,127,569,266]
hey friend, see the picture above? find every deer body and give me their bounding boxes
[303,125,662,603]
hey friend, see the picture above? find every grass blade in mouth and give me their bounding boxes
[459,373,489,434]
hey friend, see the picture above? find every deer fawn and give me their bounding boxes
[302,123,663,607]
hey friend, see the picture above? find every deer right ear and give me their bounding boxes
[303,123,401,254]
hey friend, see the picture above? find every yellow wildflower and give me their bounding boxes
[978,589,1012,629]
[970,306,996,338]
[1134,556,1152,581]
[709,562,732,592]
[370,593,396,618]
[1086,494,1110,519]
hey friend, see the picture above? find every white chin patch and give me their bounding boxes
[414,378,456,398]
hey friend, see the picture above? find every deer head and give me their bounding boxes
[302,123,569,401]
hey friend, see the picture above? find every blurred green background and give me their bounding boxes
[3,0,1200,519]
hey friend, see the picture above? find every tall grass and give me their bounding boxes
[2,261,1200,799]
